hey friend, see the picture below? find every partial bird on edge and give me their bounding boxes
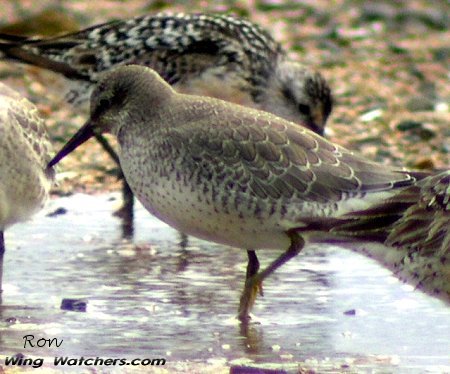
[0,82,55,293]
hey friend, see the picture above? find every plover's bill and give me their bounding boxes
[47,66,447,321]
[0,83,55,292]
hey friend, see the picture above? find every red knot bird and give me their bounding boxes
[0,12,332,235]
[0,83,55,292]
[47,66,448,321]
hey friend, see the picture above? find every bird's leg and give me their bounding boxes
[93,134,135,238]
[178,232,189,250]
[0,231,4,294]
[238,231,304,322]
[246,250,263,297]
[115,180,134,239]
[246,250,259,279]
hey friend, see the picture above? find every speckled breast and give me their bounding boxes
[117,130,290,251]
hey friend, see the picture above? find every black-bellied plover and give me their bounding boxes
[0,12,333,236]
[0,13,332,132]
[47,66,448,321]
[0,83,55,292]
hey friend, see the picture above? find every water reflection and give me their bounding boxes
[0,193,448,372]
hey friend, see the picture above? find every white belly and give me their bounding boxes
[121,159,290,250]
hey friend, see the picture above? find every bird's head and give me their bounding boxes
[263,60,333,136]
[47,65,173,168]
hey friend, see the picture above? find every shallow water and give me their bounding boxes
[1,193,449,372]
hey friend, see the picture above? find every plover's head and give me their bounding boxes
[262,60,333,136]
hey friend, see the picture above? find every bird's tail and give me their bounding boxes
[0,33,86,80]
[331,170,449,251]
[0,33,35,59]
[0,33,31,43]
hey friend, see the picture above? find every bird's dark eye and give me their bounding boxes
[91,96,112,120]
[98,97,112,110]
[297,103,311,116]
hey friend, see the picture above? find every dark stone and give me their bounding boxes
[60,298,88,312]
[396,121,423,132]
[361,3,396,22]
[46,207,68,217]
[230,366,288,374]
[388,44,408,55]
[396,121,436,141]
[418,128,437,141]
[433,48,450,62]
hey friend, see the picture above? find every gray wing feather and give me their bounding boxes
[163,100,416,205]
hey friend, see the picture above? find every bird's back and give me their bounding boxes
[0,13,281,104]
[0,13,333,134]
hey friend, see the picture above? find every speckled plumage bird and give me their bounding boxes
[0,13,332,133]
[47,66,449,320]
[0,83,55,291]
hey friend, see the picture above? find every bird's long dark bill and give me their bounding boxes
[47,121,95,168]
